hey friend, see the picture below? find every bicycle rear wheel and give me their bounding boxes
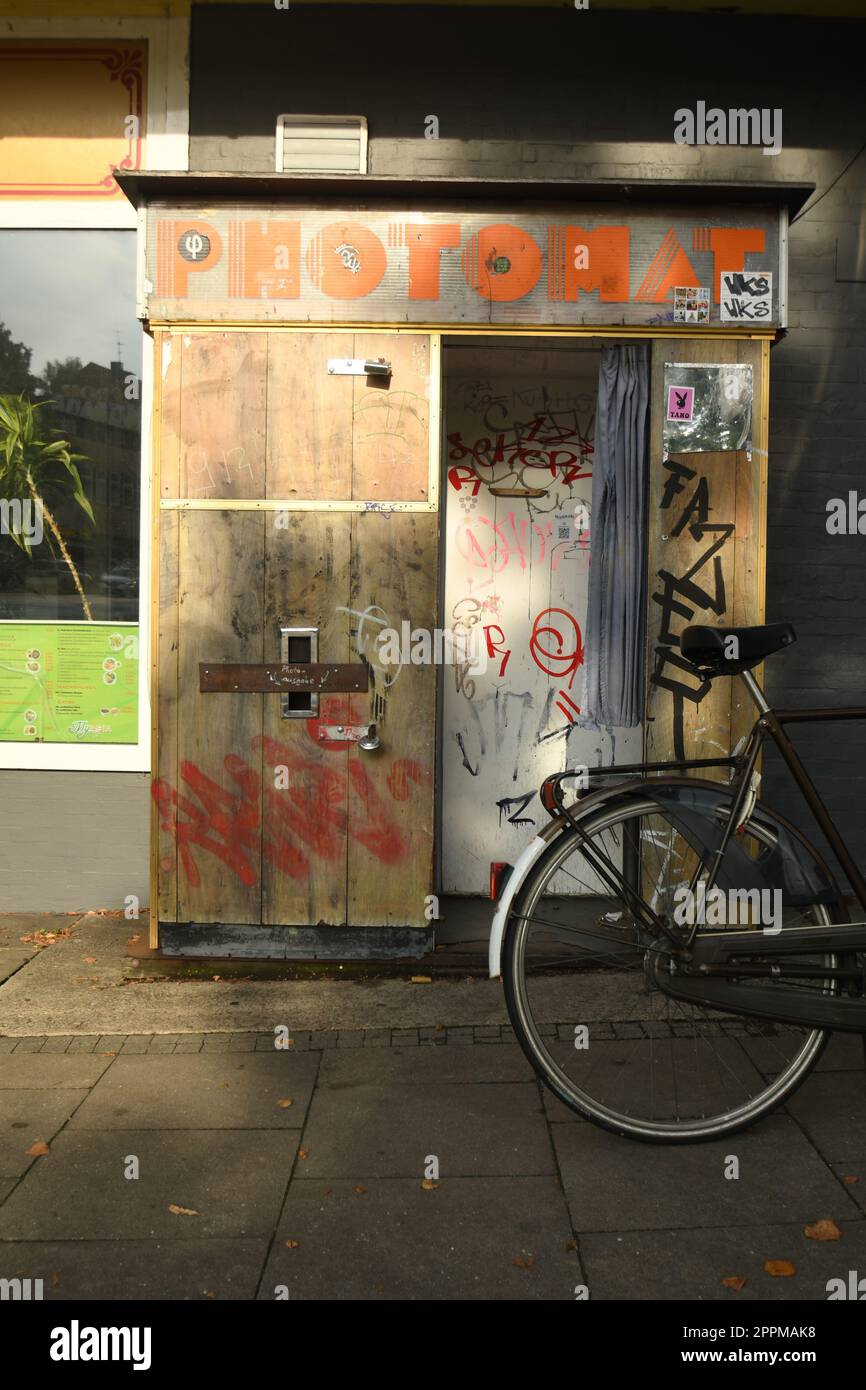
[503,790,837,1142]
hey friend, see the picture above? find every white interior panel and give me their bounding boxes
[441,342,643,893]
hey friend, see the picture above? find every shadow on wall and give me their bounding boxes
[188,6,861,164]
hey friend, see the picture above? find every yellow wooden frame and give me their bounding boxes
[157,327,441,513]
[153,320,775,341]
[149,329,163,945]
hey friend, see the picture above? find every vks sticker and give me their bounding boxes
[720,270,773,321]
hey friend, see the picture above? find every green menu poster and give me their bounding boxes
[0,622,139,744]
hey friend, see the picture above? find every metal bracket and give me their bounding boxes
[318,723,381,750]
[327,358,391,377]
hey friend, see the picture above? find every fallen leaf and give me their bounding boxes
[421,1179,439,1190]
[843,1175,859,1185]
[565,1239,577,1251]
[51,1272,61,1288]
[83,956,98,964]
[167,1204,200,1217]
[411,975,432,984]
[354,1185,367,1195]
[512,1256,537,1270]
[99,1051,117,1057]
[722,1275,746,1291]
[26,1141,50,1156]
[284,1239,300,1249]
[804,1219,841,1241]
[204,1290,216,1299]
[298,1149,309,1159]
[435,1023,445,1032]
[276,1098,294,1109]
[763,1259,796,1277]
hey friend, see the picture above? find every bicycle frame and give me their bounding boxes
[543,668,866,945]
[528,668,866,1030]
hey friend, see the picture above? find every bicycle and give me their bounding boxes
[491,622,866,1143]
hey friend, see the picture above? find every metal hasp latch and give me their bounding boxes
[318,722,381,751]
[327,358,392,377]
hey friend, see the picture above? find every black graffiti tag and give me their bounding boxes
[650,458,735,759]
[496,791,536,828]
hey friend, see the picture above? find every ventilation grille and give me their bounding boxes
[275,114,368,174]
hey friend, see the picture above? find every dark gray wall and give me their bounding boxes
[0,772,149,912]
[188,4,866,878]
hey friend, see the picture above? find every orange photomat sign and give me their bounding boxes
[149,212,773,322]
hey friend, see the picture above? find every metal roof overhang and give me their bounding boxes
[116,171,815,218]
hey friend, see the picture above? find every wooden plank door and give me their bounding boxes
[645,338,768,770]
[151,329,438,946]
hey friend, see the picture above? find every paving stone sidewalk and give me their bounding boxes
[1,1029,865,1301]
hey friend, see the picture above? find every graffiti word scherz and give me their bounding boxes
[650,457,735,758]
[153,722,431,887]
[447,410,593,489]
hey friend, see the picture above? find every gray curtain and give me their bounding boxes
[582,344,649,728]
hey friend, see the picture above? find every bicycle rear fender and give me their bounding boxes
[487,778,846,979]
[488,778,649,979]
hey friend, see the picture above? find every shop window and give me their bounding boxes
[0,229,141,625]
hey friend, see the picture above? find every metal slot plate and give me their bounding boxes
[318,724,372,743]
[280,624,318,718]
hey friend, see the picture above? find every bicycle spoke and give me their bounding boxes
[506,794,834,1140]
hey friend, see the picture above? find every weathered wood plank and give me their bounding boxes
[158,332,182,500]
[178,332,268,499]
[175,510,265,924]
[347,510,437,927]
[351,333,431,502]
[154,508,180,924]
[266,331,354,500]
[261,510,352,927]
[730,339,768,755]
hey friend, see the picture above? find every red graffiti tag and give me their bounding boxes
[154,721,426,887]
[529,607,584,688]
[152,757,262,889]
[386,758,434,802]
[483,624,511,677]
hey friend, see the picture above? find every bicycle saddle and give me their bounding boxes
[681,622,796,675]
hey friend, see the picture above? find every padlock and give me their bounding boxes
[358,722,380,751]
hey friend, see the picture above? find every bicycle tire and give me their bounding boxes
[504,788,837,1143]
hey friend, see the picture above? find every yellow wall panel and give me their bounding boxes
[0,40,146,199]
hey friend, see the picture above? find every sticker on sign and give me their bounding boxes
[720,270,773,322]
[666,385,694,422]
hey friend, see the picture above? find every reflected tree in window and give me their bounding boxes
[0,389,95,620]
[0,230,141,623]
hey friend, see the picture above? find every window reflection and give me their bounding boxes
[0,230,141,621]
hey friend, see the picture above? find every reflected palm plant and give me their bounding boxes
[0,393,95,620]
